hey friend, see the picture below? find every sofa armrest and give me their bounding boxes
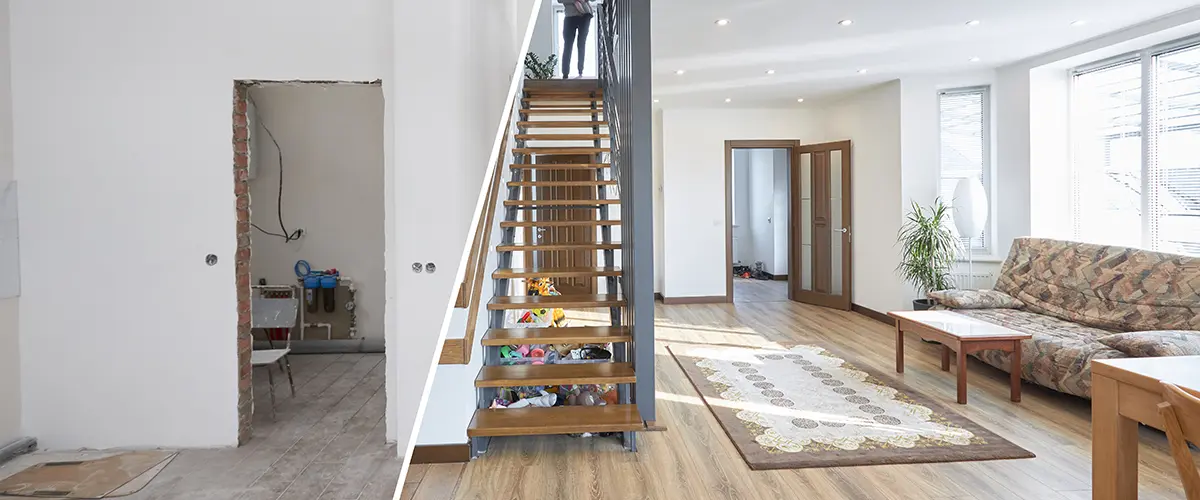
[927,289,1024,310]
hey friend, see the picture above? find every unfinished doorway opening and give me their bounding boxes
[232,80,386,443]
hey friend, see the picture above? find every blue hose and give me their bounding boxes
[294,260,312,278]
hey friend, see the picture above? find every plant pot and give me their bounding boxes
[912,298,935,311]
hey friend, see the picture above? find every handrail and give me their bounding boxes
[441,114,513,365]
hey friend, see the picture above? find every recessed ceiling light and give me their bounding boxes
[838,19,853,26]
[675,69,686,75]
[653,99,660,103]
[966,20,981,26]
[715,19,730,26]
[724,98,732,103]
[796,98,805,103]
[1070,20,1087,27]
[766,69,776,75]
[857,68,869,74]
[969,56,981,62]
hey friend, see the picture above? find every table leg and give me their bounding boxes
[941,345,951,371]
[1010,340,1022,402]
[895,323,904,373]
[956,347,968,404]
[1092,375,1138,500]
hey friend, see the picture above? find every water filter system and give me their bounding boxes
[294,260,358,338]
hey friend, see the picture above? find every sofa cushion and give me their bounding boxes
[994,238,1200,332]
[953,308,1125,398]
[1097,330,1200,357]
[927,289,1023,309]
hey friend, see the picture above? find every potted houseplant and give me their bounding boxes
[896,199,959,310]
[524,52,558,80]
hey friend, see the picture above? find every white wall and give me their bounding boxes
[659,108,823,299]
[823,82,905,313]
[247,84,385,343]
[0,0,17,449]
[772,149,789,276]
[11,0,391,450]
[652,109,665,294]
[731,150,752,264]
[747,149,777,274]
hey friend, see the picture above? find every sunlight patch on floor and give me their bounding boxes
[655,391,707,406]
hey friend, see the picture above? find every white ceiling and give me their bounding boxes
[651,0,1200,107]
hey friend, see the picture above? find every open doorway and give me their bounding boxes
[726,143,791,304]
[232,80,386,443]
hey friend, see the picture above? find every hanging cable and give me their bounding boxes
[248,93,302,242]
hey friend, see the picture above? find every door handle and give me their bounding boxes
[834,227,849,234]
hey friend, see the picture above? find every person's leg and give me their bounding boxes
[576,15,592,76]
[562,16,581,79]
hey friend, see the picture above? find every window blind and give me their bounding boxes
[1151,44,1200,256]
[1071,60,1143,249]
[939,87,988,250]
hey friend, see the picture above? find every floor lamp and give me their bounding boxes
[952,177,989,290]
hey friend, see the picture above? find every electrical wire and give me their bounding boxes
[248,93,302,242]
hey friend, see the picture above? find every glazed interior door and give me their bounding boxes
[791,141,852,310]
[528,154,597,295]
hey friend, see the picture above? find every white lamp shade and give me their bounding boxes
[952,177,988,238]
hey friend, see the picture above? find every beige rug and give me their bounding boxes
[0,450,176,498]
[669,343,1034,470]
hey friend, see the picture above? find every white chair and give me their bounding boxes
[251,285,298,419]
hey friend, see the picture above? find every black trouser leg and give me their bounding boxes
[576,15,592,76]
[562,15,584,78]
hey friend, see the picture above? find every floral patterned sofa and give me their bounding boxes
[929,237,1200,399]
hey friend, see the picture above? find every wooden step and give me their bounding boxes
[513,147,609,155]
[482,325,632,346]
[500,219,620,228]
[524,80,602,94]
[518,121,608,128]
[475,362,635,388]
[496,242,622,252]
[511,163,609,170]
[521,109,604,116]
[522,98,602,104]
[487,294,624,310]
[516,134,610,141]
[467,404,643,437]
[493,266,621,279]
[504,198,619,207]
[507,180,616,187]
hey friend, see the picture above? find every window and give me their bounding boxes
[1072,36,1200,256]
[939,86,990,252]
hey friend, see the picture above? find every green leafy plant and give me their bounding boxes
[524,52,558,79]
[896,198,961,296]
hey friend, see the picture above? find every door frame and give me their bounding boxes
[723,140,799,303]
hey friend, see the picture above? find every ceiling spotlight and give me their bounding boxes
[724,98,732,103]
[797,98,805,103]
[766,69,776,75]
[838,20,853,26]
[715,19,730,26]
[969,56,981,62]
[857,68,869,74]
[675,69,686,75]
[653,99,660,103]
[1070,20,1087,27]
[966,20,981,26]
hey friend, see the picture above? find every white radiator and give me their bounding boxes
[949,271,996,290]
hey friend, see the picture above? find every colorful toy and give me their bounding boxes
[526,277,568,327]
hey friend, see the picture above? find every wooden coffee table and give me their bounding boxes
[888,310,1031,404]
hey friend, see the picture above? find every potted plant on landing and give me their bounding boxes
[524,52,558,80]
[896,199,960,310]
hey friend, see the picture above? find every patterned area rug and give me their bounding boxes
[668,343,1034,470]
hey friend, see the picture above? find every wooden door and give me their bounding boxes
[529,154,597,295]
[790,141,852,310]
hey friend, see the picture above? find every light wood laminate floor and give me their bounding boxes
[0,353,402,500]
[403,300,1192,500]
[733,278,788,303]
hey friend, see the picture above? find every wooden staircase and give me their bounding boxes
[468,80,644,443]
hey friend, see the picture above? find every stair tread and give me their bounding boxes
[508,180,616,186]
[516,134,610,140]
[500,219,621,228]
[487,294,625,310]
[468,404,643,437]
[513,147,610,154]
[518,121,609,128]
[496,242,621,252]
[511,163,609,169]
[483,325,632,345]
[493,266,622,279]
[504,199,619,206]
[521,109,604,115]
[522,98,603,103]
[475,362,635,387]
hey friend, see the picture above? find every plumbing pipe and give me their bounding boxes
[304,323,333,340]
